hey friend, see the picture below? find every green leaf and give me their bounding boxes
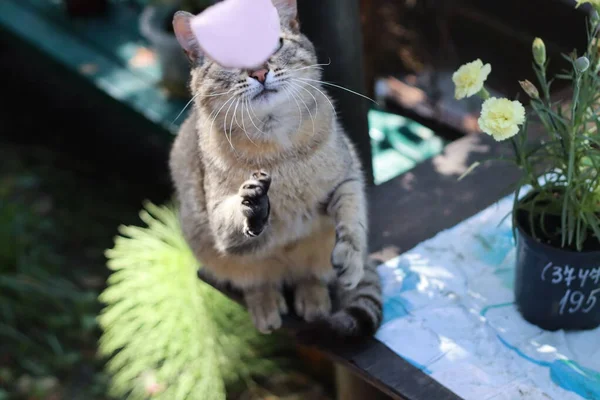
[587,212,600,242]
[458,162,481,181]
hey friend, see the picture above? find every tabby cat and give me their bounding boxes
[169,0,382,337]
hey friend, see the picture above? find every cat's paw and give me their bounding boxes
[331,240,364,290]
[244,287,287,334]
[294,280,331,322]
[239,170,271,238]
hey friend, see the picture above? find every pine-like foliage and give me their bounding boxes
[99,202,286,400]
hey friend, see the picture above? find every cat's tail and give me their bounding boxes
[297,259,383,343]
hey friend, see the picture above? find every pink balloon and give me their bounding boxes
[190,0,281,69]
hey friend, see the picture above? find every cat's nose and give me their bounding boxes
[249,68,269,84]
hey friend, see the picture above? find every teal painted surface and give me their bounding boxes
[485,304,600,399]
[369,108,445,185]
[0,0,187,133]
[22,0,162,82]
[550,360,600,400]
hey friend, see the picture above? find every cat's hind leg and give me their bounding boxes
[244,285,288,334]
[284,224,336,323]
[294,277,332,322]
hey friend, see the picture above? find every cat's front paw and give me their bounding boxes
[331,240,364,290]
[239,170,271,238]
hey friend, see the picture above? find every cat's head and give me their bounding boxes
[173,0,323,135]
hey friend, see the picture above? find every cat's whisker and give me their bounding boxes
[209,95,237,151]
[296,77,377,104]
[172,93,199,124]
[287,59,331,72]
[247,97,261,121]
[248,99,267,129]
[208,92,235,121]
[208,95,234,130]
[234,99,244,130]
[292,80,337,120]
[281,86,303,133]
[223,96,238,151]
[286,83,315,136]
[172,89,234,124]
[289,66,323,73]
[290,87,316,137]
[240,100,258,146]
[230,98,240,141]
[245,98,268,136]
[289,81,317,120]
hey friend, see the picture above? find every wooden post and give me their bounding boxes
[298,0,374,185]
[335,365,395,400]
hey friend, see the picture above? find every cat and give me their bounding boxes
[169,0,382,337]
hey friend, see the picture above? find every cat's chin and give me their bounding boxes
[250,89,286,109]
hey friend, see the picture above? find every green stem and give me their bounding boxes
[569,73,581,187]
[477,87,490,100]
[511,136,540,190]
[540,68,551,104]
[571,75,581,130]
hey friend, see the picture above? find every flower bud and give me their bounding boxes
[532,38,546,67]
[519,80,540,99]
[575,56,590,73]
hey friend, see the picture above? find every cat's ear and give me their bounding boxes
[173,11,203,62]
[272,0,299,31]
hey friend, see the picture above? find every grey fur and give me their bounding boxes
[169,0,382,337]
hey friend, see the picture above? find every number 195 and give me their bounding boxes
[559,289,600,315]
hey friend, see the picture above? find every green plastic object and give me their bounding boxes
[369,108,445,185]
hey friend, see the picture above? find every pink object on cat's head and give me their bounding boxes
[189,0,281,69]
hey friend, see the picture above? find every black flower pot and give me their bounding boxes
[514,211,600,331]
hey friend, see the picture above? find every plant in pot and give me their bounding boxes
[453,2,600,331]
[139,0,216,98]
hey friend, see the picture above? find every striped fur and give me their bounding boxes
[297,259,383,342]
[169,0,382,337]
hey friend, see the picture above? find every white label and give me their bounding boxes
[540,263,600,316]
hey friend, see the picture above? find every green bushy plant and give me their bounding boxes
[100,202,290,400]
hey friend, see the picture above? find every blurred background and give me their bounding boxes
[0,0,589,399]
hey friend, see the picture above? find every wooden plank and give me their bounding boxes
[335,364,395,400]
[0,0,186,133]
[368,132,518,258]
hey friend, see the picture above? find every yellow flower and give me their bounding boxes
[478,98,526,141]
[452,59,492,100]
